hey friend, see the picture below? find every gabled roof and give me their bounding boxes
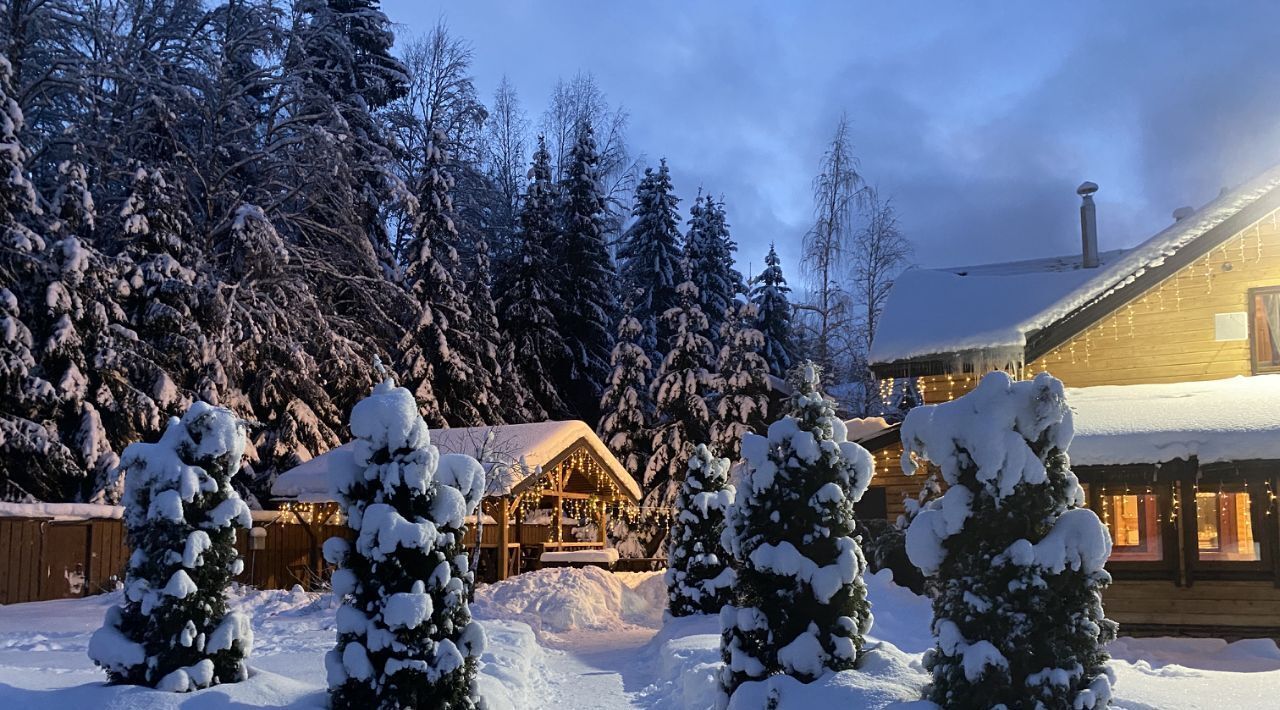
[270,420,641,504]
[871,163,1280,377]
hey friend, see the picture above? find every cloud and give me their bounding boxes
[385,0,1280,275]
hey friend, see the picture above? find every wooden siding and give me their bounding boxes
[0,517,352,604]
[870,441,914,522]
[1105,580,1280,634]
[1032,210,1280,387]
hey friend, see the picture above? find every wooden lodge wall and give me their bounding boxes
[0,516,350,605]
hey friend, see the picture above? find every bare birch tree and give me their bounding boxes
[849,186,911,412]
[799,113,866,377]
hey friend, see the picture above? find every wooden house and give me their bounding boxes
[865,167,1280,637]
[271,420,641,582]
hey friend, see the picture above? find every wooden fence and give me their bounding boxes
[0,515,351,605]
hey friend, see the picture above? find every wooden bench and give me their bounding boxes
[539,548,620,571]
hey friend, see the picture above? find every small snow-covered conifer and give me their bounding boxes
[666,444,736,616]
[87,402,253,691]
[326,378,486,709]
[748,243,797,378]
[711,300,771,461]
[720,362,874,701]
[903,371,1115,709]
[642,278,714,555]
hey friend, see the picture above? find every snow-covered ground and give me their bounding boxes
[0,568,1276,708]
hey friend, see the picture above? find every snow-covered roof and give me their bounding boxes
[0,502,285,523]
[845,417,892,443]
[871,163,1280,365]
[271,420,641,504]
[1067,375,1280,466]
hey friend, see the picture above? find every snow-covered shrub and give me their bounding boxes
[666,444,736,617]
[902,371,1116,709]
[325,379,487,709]
[87,402,253,691]
[719,362,875,701]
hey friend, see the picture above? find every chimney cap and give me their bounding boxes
[1077,181,1099,197]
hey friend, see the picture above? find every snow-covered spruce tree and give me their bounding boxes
[719,362,875,701]
[397,129,501,428]
[325,379,486,709]
[667,444,736,616]
[597,296,653,557]
[554,119,617,423]
[497,135,572,419]
[468,234,538,423]
[642,278,714,555]
[711,300,771,462]
[903,371,1115,709]
[618,159,684,364]
[87,402,253,691]
[684,192,737,350]
[749,243,797,378]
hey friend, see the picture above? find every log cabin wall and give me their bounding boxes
[1030,210,1280,386]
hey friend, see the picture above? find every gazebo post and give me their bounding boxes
[598,499,608,545]
[497,495,511,581]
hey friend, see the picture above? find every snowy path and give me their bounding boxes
[540,628,659,709]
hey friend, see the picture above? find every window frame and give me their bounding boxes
[1186,465,1276,581]
[1076,466,1179,579]
[1247,286,1280,375]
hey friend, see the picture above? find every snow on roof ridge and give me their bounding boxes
[871,162,1280,364]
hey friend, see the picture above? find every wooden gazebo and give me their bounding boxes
[271,420,641,581]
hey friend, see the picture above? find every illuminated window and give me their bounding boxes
[1100,491,1163,562]
[1250,287,1280,373]
[1196,489,1260,562]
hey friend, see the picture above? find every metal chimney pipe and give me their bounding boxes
[1077,181,1099,268]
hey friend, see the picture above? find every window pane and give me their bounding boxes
[1102,492,1163,562]
[1253,292,1280,369]
[1196,490,1261,562]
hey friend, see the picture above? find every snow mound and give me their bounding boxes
[472,568,664,636]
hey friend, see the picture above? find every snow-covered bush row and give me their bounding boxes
[87,403,253,691]
[666,444,736,617]
[325,379,487,709]
[902,371,1116,708]
[719,362,876,702]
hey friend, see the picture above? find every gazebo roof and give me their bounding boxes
[270,420,641,504]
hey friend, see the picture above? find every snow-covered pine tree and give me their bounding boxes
[642,277,714,556]
[684,192,736,351]
[710,196,747,299]
[554,119,617,423]
[618,159,683,364]
[87,402,253,691]
[325,378,486,709]
[597,295,654,557]
[468,234,538,423]
[0,53,74,502]
[397,130,501,428]
[903,371,1115,709]
[720,362,875,701]
[497,135,572,420]
[666,443,736,616]
[711,300,771,462]
[749,243,798,378]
